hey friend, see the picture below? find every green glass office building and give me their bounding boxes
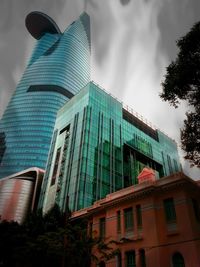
[41,82,181,212]
[0,12,90,178]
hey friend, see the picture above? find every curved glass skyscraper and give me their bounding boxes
[0,12,91,178]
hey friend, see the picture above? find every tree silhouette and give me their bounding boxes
[160,21,200,167]
[0,205,118,267]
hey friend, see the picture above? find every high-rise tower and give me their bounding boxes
[0,12,91,178]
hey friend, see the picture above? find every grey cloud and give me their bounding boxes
[89,0,165,98]
[158,0,200,61]
[87,0,117,66]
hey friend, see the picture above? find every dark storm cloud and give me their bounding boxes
[158,0,200,61]
[0,0,66,30]
[120,0,131,6]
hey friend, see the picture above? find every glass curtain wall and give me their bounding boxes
[41,82,181,212]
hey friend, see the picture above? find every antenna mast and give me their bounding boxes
[84,0,87,11]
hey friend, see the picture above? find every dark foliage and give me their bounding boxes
[0,205,118,267]
[160,21,200,167]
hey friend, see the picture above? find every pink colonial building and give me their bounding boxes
[72,171,200,267]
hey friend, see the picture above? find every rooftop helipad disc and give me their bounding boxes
[25,11,61,39]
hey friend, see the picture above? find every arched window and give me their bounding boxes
[125,251,136,267]
[99,261,106,267]
[139,249,146,267]
[172,252,185,267]
[116,251,122,267]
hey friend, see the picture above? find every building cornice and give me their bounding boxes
[71,172,200,219]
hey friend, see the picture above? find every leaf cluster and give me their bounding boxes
[0,205,118,267]
[160,21,200,167]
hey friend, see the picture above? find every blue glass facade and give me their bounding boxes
[0,12,90,178]
[40,82,181,212]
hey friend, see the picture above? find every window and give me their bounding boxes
[0,132,6,164]
[124,208,133,231]
[163,198,176,222]
[98,261,105,267]
[126,251,136,267]
[51,147,61,186]
[117,211,121,233]
[122,108,158,141]
[99,217,106,239]
[172,252,185,267]
[124,175,132,188]
[192,198,200,222]
[167,155,173,174]
[89,222,93,237]
[116,251,122,267]
[173,159,178,172]
[136,205,142,228]
[139,249,146,267]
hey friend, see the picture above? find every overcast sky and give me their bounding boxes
[0,0,199,178]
